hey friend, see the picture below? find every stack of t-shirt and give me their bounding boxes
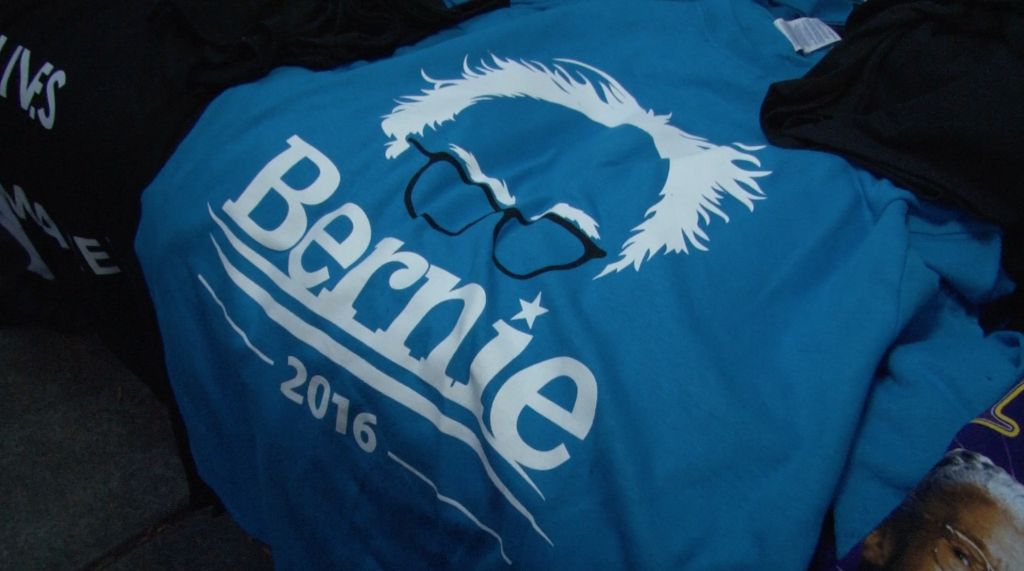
[0,0,506,384]
[133,0,1024,568]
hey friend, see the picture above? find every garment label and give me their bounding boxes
[773,18,841,54]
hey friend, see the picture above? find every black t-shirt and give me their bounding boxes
[760,0,1024,327]
[0,0,507,386]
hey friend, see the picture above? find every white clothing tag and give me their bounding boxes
[774,18,841,54]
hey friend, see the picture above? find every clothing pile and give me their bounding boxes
[3,0,1023,569]
[0,0,505,381]
[0,0,506,503]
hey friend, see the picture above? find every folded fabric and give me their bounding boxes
[135,0,1024,568]
[832,202,1024,554]
[0,0,506,383]
[760,0,1024,325]
[168,0,507,86]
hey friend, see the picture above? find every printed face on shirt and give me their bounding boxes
[381,55,773,280]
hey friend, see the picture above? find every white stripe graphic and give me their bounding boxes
[197,273,274,366]
[206,204,543,499]
[209,234,552,545]
[389,451,512,565]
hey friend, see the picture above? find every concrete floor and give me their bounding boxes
[0,328,273,570]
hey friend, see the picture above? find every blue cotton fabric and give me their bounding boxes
[135,1,1024,568]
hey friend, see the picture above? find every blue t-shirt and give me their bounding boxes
[751,0,859,24]
[135,0,1024,568]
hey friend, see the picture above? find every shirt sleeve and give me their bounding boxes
[831,201,1024,554]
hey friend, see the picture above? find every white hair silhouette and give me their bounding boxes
[382,56,770,278]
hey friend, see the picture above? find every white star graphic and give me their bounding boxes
[512,292,549,330]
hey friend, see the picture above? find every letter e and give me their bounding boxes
[223,135,340,251]
[490,357,597,471]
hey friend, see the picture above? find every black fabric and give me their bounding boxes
[0,1,221,358]
[0,0,507,373]
[760,0,1024,327]
[171,0,507,86]
[0,0,506,503]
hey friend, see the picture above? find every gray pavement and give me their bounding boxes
[0,328,272,570]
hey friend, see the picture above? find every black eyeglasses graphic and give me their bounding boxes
[403,137,606,280]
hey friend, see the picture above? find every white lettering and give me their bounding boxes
[323,237,429,323]
[332,393,350,434]
[467,321,532,396]
[0,44,21,98]
[490,357,598,471]
[32,202,68,249]
[307,375,331,419]
[0,183,53,280]
[37,69,65,130]
[374,265,486,390]
[5,184,36,222]
[287,202,371,289]
[73,236,121,275]
[19,49,51,111]
[280,356,307,404]
[354,412,378,452]
[223,135,340,251]
[1,185,68,248]
[216,136,602,488]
